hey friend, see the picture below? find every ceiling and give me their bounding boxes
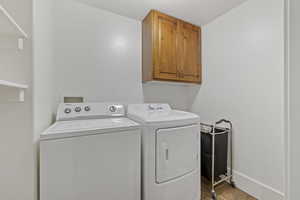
[76,0,248,25]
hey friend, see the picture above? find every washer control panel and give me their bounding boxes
[57,103,125,121]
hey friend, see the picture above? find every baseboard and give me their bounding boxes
[231,169,284,200]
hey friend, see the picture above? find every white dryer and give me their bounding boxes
[40,103,141,200]
[127,104,201,200]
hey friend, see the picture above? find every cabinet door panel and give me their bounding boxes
[179,22,201,83]
[154,12,178,80]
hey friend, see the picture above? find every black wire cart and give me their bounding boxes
[201,119,235,200]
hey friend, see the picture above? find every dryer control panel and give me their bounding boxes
[56,103,125,121]
[147,104,171,111]
[129,104,171,113]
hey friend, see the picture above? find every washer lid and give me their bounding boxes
[127,104,200,124]
[40,117,140,140]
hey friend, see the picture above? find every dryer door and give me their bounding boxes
[156,124,200,183]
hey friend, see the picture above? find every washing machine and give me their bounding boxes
[127,104,201,200]
[40,103,141,200]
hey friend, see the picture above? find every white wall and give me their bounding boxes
[189,0,285,199]
[33,0,55,138]
[53,0,143,105]
[0,0,34,200]
[288,0,300,199]
[50,0,190,113]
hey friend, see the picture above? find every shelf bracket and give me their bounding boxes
[0,80,28,103]
[18,38,24,50]
[0,4,28,50]
[0,4,29,38]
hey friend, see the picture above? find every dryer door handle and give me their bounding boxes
[165,148,169,161]
[162,142,169,161]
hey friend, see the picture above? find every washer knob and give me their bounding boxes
[64,108,72,114]
[74,107,82,112]
[84,106,91,112]
[109,105,117,113]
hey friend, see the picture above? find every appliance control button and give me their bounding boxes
[109,105,117,113]
[84,106,91,112]
[74,107,82,112]
[64,108,72,114]
[157,106,163,110]
[148,105,155,110]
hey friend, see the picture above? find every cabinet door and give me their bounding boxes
[154,11,179,81]
[178,22,201,83]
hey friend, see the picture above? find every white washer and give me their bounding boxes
[127,104,201,200]
[40,103,141,200]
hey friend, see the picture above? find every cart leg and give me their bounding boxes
[211,190,217,200]
[229,122,235,189]
[211,126,217,200]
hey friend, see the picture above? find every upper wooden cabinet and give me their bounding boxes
[142,10,202,84]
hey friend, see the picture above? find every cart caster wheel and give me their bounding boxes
[230,181,236,188]
[211,190,217,200]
